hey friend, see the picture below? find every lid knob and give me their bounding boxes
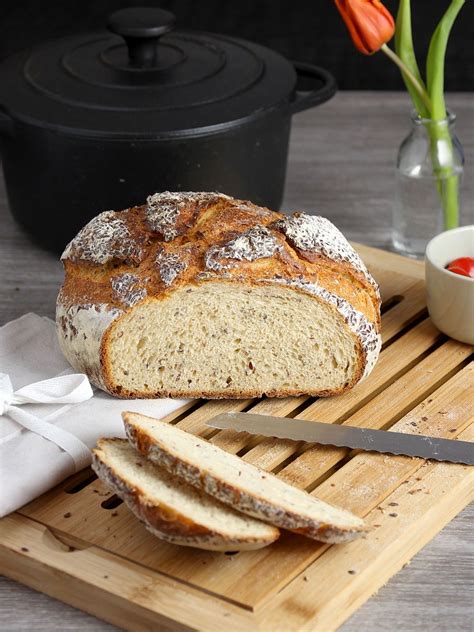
[107,7,176,69]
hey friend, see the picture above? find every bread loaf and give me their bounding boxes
[57,192,381,398]
[91,438,280,551]
[123,412,368,543]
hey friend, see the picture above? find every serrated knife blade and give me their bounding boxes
[206,413,474,465]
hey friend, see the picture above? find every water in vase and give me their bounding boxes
[392,167,464,259]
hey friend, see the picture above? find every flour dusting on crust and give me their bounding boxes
[205,226,281,271]
[56,298,123,390]
[266,276,381,379]
[275,213,379,292]
[146,191,230,241]
[111,274,147,307]
[61,211,143,265]
[155,249,188,286]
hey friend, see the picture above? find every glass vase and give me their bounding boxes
[391,111,466,259]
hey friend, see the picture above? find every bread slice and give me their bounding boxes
[123,412,369,543]
[91,438,280,551]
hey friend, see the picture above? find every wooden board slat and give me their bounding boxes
[1,245,472,631]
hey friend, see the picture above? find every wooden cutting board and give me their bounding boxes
[0,244,472,632]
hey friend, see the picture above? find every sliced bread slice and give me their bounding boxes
[123,412,369,543]
[91,438,280,551]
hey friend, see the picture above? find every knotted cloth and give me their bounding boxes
[0,373,93,470]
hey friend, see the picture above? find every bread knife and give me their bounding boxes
[206,413,474,465]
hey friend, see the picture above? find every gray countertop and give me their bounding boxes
[0,91,472,631]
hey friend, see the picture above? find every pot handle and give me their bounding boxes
[289,62,337,114]
[108,7,176,68]
[0,108,14,137]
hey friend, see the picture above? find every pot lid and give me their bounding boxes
[0,7,297,138]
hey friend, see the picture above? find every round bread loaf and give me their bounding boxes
[57,192,381,398]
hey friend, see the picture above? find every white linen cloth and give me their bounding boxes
[0,313,189,517]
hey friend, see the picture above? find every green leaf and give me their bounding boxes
[395,0,430,118]
[426,0,466,121]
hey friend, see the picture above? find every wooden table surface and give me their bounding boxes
[0,91,472,631]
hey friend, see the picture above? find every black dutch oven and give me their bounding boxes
[0,7,336,253]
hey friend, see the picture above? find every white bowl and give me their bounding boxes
[425,225,474,345]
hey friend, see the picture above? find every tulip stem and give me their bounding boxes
[380,44,432,112]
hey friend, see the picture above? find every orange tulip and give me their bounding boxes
[335,0,395,55]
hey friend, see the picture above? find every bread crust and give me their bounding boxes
[123,414,368,544]
[92,439,279,551]
[57,192,381,397]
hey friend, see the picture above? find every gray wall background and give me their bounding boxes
[0,0,472,91]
